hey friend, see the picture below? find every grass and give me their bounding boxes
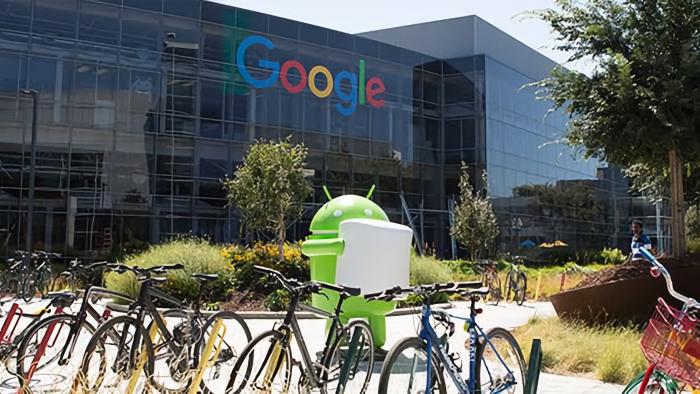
[106,237,232,303]
[409,254,454,285]
[513,317,647,384]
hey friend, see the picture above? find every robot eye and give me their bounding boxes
[364,209,372,216]
[333,209,343,217]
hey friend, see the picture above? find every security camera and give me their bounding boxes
[166,32,177,40]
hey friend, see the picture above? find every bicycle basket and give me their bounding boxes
[639,298,700,387]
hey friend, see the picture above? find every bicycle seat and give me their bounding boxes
[150,277,168,284]
[464,287,490,296]
[46,292,76,308]
[192,273,218,283]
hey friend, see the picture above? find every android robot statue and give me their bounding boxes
[302,188,411,348]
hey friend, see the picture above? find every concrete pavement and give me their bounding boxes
[0,297,630,393]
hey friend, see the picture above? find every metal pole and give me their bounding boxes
[21,89,39,253]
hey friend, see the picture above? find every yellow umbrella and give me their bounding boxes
[554,240,568,247]
[539,242,554,248]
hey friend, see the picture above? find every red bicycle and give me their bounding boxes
[622,247,700,394]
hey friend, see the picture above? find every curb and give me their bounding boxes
[105,301,453,320]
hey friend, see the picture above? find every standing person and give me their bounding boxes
[627,219,652,263]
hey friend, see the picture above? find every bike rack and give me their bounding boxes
[0,303,22,343]
[188,318,227,394]
[17,306,64,394]
[524,338,543,394]
[126,321,161,394]
[336,325,363,394]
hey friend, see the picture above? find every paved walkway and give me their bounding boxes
[0,298,629,393]
[539,373,625,393]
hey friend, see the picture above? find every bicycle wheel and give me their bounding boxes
[486,272,502,305]
[20,272,37,302]
[622,369,678,393]
[74,315,154,393]
[323,319,375,393]
[197,310,252,394]
[38,267,52,298]
[225,329,292,394]
[378,337,446,394]
[16,314,98,392]
[474,327,526,394]
[511,272,526,306]
[148,308,192,393]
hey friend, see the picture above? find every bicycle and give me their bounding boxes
[0,292,75,378]
[75,263,252,393]
[156,273,252,393]
[14,260,132,392]
[374,281,527,394]
[7,250,56,302]
[504,255,527,306]
[622,247,700,394]
[226,265,375,394]
[474,260,502,305]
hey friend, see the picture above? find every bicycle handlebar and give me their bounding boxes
[639,248,699,309]
[106,263,184,278]
[252,265,361,297]
[364,281,484,301]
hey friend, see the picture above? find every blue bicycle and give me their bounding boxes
[370,282,526,393]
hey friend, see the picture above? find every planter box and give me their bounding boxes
[550,266,700,325]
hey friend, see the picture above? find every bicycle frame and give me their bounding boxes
[419,302,517,394]
[55,286,134,364]
[120,280,185,374]
[267,291,350,391]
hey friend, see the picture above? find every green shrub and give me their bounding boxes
[409,254,454,285]
[105,237,233,305]
[222,242,308,294]
[264,289,291,311]
[445,260,478,280]
[688,238,700,254]
[600,248,626,265]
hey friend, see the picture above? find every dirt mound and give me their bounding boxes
[573,254,700,290]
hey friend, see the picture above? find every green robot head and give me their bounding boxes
[309,195,389,235]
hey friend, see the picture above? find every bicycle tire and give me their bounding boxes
[474,327,526,394]
[622,369,678,393]
[20,272,37,303]
[323,319,375,394]
[75,315,154,392]
[197,310,253,394]
[16,314,98,391]
[225,329,292,394]
[147,308,192,393]
[378,336,446,394]
[511,272,527,306]
[487,271,502,305]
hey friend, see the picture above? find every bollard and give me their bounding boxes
[559,272,566,291]
[534,272,542,301]
[524,338,543,394]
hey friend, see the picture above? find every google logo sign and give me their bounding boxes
[236,35,385,116]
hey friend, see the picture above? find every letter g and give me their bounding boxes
[236,35,279,89]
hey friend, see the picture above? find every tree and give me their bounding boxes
[223,138,312,260]
[532,0,700,256]
[686,204,700,241]
[450,164,499,261]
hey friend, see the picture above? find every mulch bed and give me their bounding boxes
[219,290,267,311]
[573,254,700,290]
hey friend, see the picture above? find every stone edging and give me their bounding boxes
[105,301,453,320]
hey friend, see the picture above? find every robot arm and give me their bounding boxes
[302,238,345,257]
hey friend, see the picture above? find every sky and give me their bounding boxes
[213,0,593,74]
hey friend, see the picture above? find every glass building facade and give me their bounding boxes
[0,0,661,258]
